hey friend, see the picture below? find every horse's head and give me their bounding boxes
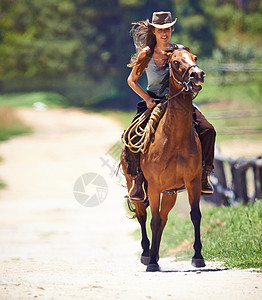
[168,48,205,93]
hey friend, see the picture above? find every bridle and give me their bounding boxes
[169,63,198,92]
[165,49,200,102]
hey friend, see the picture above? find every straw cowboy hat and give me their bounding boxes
[149,11,177,29]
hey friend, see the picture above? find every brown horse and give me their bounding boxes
[122,48,206,272]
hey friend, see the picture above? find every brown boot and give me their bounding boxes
[201,167,214,195]
[130,171,146,201]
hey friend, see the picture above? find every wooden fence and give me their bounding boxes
[203,147,262,206]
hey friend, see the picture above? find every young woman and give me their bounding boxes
[126,11,216,200]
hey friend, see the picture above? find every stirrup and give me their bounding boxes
[129,180,147,202]
[201,174,214,195]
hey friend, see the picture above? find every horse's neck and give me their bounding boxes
[162,86,193,143]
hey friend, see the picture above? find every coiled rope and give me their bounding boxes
[122,102,167,154]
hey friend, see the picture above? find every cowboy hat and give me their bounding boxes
[149,11,177,29]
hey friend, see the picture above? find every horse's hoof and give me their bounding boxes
[141,256,150,265]
[141,254,159,265]
[191,258,206,268]
[146,263,161,272]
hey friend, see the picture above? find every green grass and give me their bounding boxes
[204,114,262,143]
[0,157,5,190]
[196,81,261,105]
[0,91,70,141]
[195,82,262,143]
[0,124,32,142]
[0,106,33,142]
[202,202,262,269]
[0,91,69,108]
[0,177,7,190]
[158,200,262,269]
[132,200,262,269]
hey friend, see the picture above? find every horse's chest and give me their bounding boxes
[145,146,188,169]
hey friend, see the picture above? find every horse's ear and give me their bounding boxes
[176,44,191,52]
[165,44,177,53]
[161,50,172,60]
[162,44,177,58]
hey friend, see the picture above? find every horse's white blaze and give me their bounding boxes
[182,52,202,83]
[182,52,194,65]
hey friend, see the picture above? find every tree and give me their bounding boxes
[0,0,260,107]
[172,0,216,56]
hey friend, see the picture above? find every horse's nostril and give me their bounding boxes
[201,71,206,77]
[190,72,197,78]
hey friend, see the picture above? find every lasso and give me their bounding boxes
[122,102,166,154]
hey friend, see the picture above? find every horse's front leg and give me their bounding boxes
[159,192,177,237]
[187,181,206,268]
[146,192,177,272]
[146,185,162,272]
[133,201,150,265]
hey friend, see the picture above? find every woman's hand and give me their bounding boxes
[146,97,156,109]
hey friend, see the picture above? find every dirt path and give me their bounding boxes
[0,108,261,300]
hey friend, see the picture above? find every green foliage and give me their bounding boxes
[244,3,262,34]
[160,201,262,269]
[0,0,261,107]
[173,0,216,56]
[0,0,82,78]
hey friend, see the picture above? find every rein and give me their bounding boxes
[122,50,200,155]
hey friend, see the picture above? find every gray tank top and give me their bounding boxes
[145,57,169,98]
[145,54,199,110]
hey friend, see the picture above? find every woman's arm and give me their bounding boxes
[127,48,156,109]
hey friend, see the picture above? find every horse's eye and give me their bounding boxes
[173,60,180,68]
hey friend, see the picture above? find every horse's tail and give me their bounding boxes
[119,149,137,218]
[121,146,149,218]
